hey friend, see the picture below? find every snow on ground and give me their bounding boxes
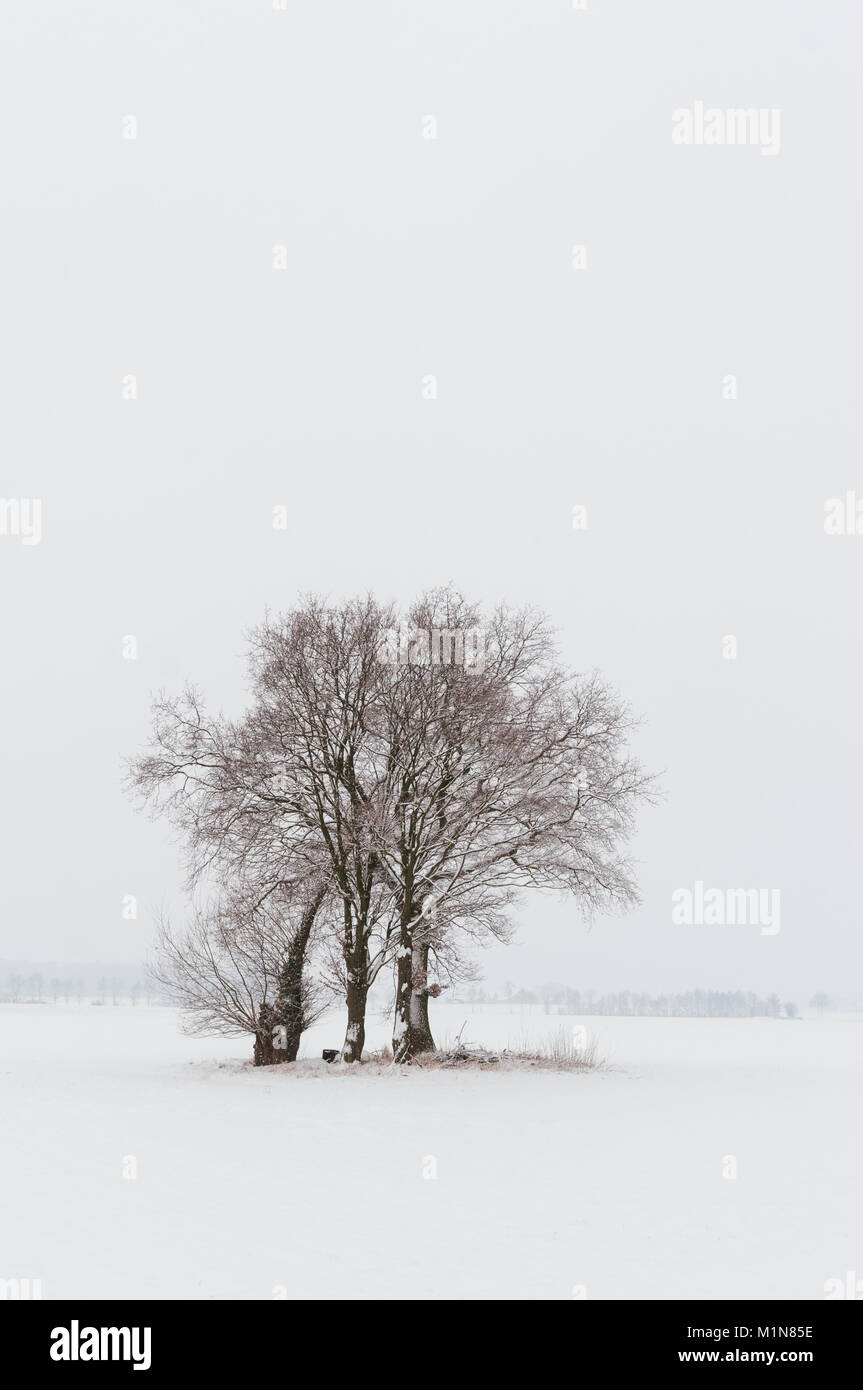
[1,1001,860,1300]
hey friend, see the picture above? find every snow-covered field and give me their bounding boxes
[1,1002,860,1300]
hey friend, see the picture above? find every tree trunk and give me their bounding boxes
[341,954,369,1063]
[280,1007,303,1063]
[270,883,327,1063]
[393,905,436,1061]
[392,901,414,1062]
[408,940,436,1055]
[253,1017,275,1067]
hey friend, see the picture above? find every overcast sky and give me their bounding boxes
[1,0,860,999]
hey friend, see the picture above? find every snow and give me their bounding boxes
[1,1002,860,1300]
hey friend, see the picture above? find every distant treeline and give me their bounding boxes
[1,968,852,1018]
[0,963,156,1005]
[455,986,850,1018]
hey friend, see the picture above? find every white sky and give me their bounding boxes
[1,0,860,999]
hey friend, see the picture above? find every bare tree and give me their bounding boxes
[129,588,654,1064]
[364,588,655,1058]
[245,598,403,1061]
[129,597,403,1062]
[149,880,329,1064]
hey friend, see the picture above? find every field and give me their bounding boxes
[1,1002,860,1300]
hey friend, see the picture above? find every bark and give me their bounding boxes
[253,1012,275,1066]
[341,953,369,1063]
[392,898,414,1062]
[254,885,326,1065]
[392,903,436,1061]
[408,940,436,1055]
[273,887,325,1061]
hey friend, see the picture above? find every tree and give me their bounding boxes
[809,993,831,1017]
[149,880,329,1064]
[129,588,654,1063]
[261,879,329,1063]
[247,599,403,1061]
[249,589,652,1060]
[130,598,403,1063]
[365,588,654,1058]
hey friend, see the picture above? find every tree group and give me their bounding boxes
[128,588,652,1063]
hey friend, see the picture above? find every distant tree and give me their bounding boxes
[809,993,831,1017]
[510,988,538,1006]
[539,987,797,1020]
[784,1001,799,1019]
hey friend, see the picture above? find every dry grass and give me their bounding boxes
[232,1027,608,1077]
[409,1025,607,1073]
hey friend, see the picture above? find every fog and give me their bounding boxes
[2,0,860,1002]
